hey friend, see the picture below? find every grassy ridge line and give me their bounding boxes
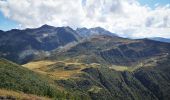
[0,89,50,100]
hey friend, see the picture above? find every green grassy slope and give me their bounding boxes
[2,34,170,100]
[134,56,170,100]
[56,67,156,100]
[49,36,170,67]
[55,55,170,100]
[0,58,77,99]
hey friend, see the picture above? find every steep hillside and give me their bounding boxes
[48,35,170,66]
[24,36,170,99]
[133,55,170,100]
[24,54,170,100]
[0,58,95,100]
[24,34,170,100]
[0,58,80,99]
[0,25,81,64]
[1,25,170,100]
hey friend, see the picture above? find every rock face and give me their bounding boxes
[0,25,81,64]
[76,27,117,38]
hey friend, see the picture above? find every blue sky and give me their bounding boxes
[0,12,18,31]
[139,0,170,8]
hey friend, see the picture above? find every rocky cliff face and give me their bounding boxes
[0,25,81,64]
[76,27,117,38]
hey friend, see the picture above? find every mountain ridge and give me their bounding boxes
[149,37,170,43]
[0,25,81,64]
[0,25,121,64]
[0,25,170,99]
[76,27,118,38]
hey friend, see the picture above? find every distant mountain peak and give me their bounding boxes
[90,26,105,30]
[149,37,170,43]
[39,24,56,29]
[0,30,3,32]
[76,27,118,38]
[0,25,81,64]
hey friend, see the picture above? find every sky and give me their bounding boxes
[0,0,170,38]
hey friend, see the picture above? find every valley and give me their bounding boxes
[0,25,170,100]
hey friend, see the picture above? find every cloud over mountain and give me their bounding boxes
[0,0,170,38]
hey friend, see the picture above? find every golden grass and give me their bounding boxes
[23,60,89,80]
[0,89,50,100]
[49,70,82,80]
[23,60,56,75]
[109,65,129,71]
[23,60,56,69]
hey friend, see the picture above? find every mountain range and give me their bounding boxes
[149,37,170,43]
[0,25,170,100]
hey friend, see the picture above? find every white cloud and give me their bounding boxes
[0,0,170,38]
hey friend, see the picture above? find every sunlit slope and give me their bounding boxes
[23,60,99,80]
[23,55,170,100]
[22,35,170,100]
